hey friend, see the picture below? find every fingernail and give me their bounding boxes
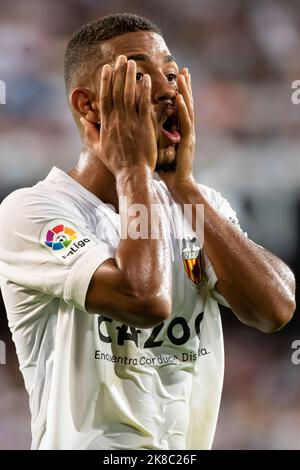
[80,117,85,124]
[117,55,127,65]
[102,64,111,73]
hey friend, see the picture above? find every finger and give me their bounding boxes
[187,72,194,107]
[188,72,193,102]
[80,117,99,144]
[176,94,192,136]
[112,55,127,112]
[178,70,192,102]
[177,74,194,120]
[180,67,194,106]
[124,60,136,113]
[138,74,152,122]
[100,64,112,122]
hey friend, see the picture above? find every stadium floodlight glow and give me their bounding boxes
[0,80,6,104]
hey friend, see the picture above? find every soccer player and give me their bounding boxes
[0,14,296,450]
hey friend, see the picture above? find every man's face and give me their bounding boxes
[99,31,180,172]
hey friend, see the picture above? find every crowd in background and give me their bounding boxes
[0,0,299,449]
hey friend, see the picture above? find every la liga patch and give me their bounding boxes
[40,219,95,265]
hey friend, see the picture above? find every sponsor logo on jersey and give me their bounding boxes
[182,237,206,286]
[95,312,210,366]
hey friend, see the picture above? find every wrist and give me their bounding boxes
[116,164,153,189]
[166,176,197,193]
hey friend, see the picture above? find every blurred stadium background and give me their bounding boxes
[0,0,299,449]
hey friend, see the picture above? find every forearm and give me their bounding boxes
[169,181,296,332]
[115,166,171,309]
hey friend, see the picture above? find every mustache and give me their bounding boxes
[157,103,178,124]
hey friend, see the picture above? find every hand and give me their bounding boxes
[80,55,157,176]
[158,68,196,189]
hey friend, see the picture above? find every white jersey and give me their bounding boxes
[0,166,241,450]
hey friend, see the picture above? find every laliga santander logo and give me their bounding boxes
[45,224,77,251]
[41,219,93,265]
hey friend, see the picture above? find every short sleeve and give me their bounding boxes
[199,184,247,307]
[0,189,115,312]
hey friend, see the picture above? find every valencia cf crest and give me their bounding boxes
[182,237,206,286]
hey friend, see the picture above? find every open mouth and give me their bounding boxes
[161,111,181,144]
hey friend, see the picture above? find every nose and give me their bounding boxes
[152,74,177,104]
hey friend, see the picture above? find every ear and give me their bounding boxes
[70,87,100,124]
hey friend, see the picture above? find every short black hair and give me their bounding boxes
[64,13,162,93]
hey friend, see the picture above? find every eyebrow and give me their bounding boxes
[126,53,177,64]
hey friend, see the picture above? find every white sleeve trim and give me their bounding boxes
[63,244,115,312]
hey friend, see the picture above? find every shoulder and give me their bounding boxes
[198,183,242,229]
[154,178,240,224]
[0,183,88,247]
[154,178,232,211]
[0,188,39,253]
[0,187,36,227]
[0,183,64,212]
[0,179,86,222]
[197,184,225,209]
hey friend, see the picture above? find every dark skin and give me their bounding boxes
[69,31,296,332]
[70,32,182,209]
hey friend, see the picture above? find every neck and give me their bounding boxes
[68,151,119,211]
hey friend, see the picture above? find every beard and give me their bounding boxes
[155,143,177,173]
[155,159,177,173]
